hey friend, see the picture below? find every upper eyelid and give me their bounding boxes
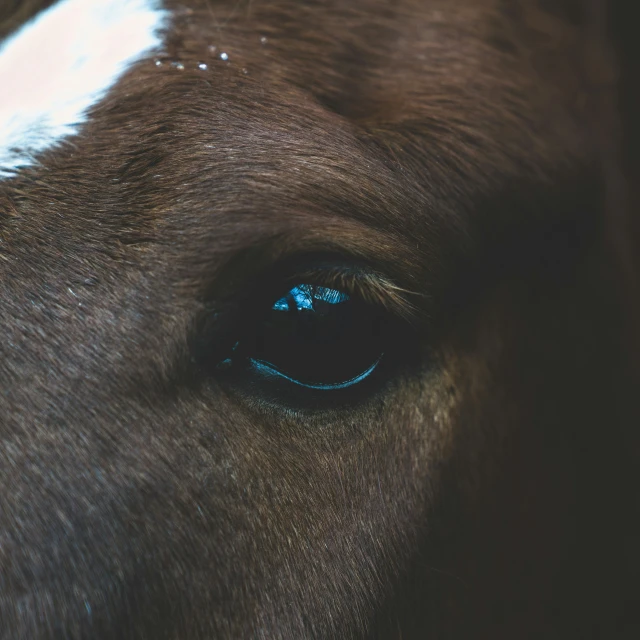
[198,252,429,345]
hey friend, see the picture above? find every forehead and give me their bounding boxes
[0,0,577,167]
[0,0,585,260]
[0,0,168,178]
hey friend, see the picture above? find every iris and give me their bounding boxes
[244,284,385,389]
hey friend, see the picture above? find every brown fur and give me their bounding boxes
[0,1,637,638]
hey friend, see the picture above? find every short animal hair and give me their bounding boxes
[0,1,637,638]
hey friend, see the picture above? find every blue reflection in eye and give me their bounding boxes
[272,285,350,312]
[272,297,289,311]
[249,355,382,390]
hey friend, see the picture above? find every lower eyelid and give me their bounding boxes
[248,355,383,390]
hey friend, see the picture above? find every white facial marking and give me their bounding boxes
[0,0,168,178]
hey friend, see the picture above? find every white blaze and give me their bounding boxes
[0,0,168,178]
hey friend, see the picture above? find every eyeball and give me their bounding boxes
[234,284,387,390]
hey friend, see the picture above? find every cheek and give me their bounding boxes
[154,369,456,633]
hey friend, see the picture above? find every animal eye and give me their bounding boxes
[227,284,387,390]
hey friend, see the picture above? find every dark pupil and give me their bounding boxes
[251,284,384,387]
